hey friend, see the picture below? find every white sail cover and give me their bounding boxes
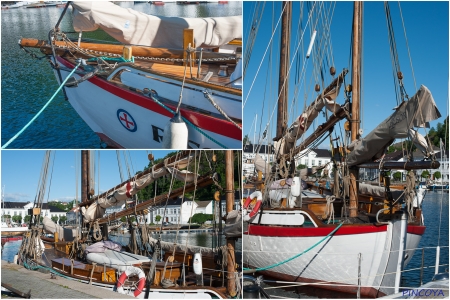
[274,81,343,155]
[347,85,441,166]
[42,217,79,241]
[82,156,196,223]
[71,1,242,49]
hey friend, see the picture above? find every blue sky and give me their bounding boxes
[1,150,171,203]
[243,1,449,146]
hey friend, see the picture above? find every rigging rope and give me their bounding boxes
[148,92,228,149]
[2,62,81,149]
[243,222,344,273]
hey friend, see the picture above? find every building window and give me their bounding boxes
[305,160,309,166]
[312,160,315,166]
[318,160,322,166]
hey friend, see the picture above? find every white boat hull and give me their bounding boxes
[243,211,424,298]
[55,58,241,149]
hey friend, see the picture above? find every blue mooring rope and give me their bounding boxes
[150,94,229,149]
[243,222,344,273]
[2,62,82,149]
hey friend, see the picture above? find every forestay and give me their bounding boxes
[71,1,242,49]
[347,85,441,166]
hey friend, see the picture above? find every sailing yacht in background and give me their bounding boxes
[242,2,443,298]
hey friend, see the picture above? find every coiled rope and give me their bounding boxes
[243,222,344,273]
[2,61,81,149]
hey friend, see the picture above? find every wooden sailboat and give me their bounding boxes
[18,1,242,149]
[18,150,242,298]
[243,2,442,298]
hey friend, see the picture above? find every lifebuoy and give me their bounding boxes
[243,191,262,221]
[116,267,146,297]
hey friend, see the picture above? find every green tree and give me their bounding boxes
[189,213,213,225]
[433,171,442,180]
[155,215,162,223]
[421,170,430,179]
[12,215,22,224]
[51,216,59,224]
[59,216,67,224]
[296,164,307,170]
[393,172,402,182]
[24,215,32,223]
[137,151,240,202]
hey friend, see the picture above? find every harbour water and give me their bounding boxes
[1,2,242,148]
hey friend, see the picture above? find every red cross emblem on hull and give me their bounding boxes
[117,109,137,132]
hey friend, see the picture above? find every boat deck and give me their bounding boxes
[1,260,133,299]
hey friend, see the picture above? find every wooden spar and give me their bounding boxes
[94,175,214,225]
[79,150,192,208]
[284,105,348,159]
[281,69,349,159]
[225,150,236,297]
[357,160,440,170]
[349,2,362,218]
[81,151,90,204]
[19,38,236,61]
[275,1,291,141]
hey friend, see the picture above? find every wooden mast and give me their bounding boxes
[349,2,362,218]
[275,1,291,140]
[225,150,236,297]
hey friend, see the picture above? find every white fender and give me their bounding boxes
[162,112,188,149]
[291,177,301,196]
[193,253,203,275]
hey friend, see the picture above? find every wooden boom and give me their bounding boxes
[19,38,236,61]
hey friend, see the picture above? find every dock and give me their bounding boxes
[1,260,133,299]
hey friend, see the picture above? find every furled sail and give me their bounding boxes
[274,80,344,155]
[347,85,441,166]
[82,156,196,223]
[71,1,242,49]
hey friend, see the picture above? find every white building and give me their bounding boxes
[243,144,275,178]
[295,148,332,168]
[1,202,68,224]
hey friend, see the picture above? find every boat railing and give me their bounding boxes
[245,244,448,297]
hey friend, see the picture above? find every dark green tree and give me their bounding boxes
[189,213,213,225]
[433,171,442,180]
[296,164,307,170]
[393,172,402,182]
[24,215,32,223]
[155,215,162,223]
[59,216,67,224]
[51,216,59,223]
[12,215,22,224]
[421,170,430,179]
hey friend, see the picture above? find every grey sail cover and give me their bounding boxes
[71,1,242,49]
[347,85,441,166]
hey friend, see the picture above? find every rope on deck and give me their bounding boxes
[2,62,81,149]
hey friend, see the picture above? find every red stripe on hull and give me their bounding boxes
[407,225,425,235]
[247,223,389,237]
[57,58,241,140]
